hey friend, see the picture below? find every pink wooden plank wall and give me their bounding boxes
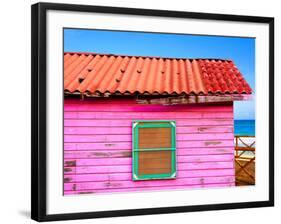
[64,98,235,195]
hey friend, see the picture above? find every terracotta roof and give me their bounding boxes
[64,52,252,96]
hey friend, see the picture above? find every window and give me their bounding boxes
[132,121,176,180]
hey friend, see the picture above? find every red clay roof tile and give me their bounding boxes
[64,52,252,96]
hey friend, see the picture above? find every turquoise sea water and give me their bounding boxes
[234,120,255,136]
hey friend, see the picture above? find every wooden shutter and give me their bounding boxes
[138,128,172,175]
[133,121,176,180]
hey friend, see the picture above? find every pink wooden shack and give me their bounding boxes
[63,52,252,195]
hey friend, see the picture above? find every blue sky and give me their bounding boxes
[64,29,255,120]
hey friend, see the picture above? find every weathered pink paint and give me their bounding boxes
[64,154,234,166]
[64,111,233,119]
[64,182,236,195]
[64,98,235,195]
[64,162,234,174]
[65,169,235,182]
[64,176,235,191]
[64,140,234,151]
[64,147,233,159]
[64,126,233,135]
[65,118,233,127]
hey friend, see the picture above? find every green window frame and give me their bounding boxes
[132,120,176,181]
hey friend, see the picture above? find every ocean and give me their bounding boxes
[234,120,255,136]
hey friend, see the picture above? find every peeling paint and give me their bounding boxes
[64,167,72,172]
[78,191,94,194]
[122,151,132,157]
[218,148,230,152]
[104,182,122,188]
[205,141,221,146]
[198,127,208,132]
[65,160,76,167]
[64,177,72,183]
[72,184,76,191]
[92,152,109,157]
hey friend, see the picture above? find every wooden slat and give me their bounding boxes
[65,119,234,127]
[64,100,233,112]
[64,182,236,194]
[64,133,233,143]
[64,154,234,166]
[65,98,233,107]
[64,161,234,174]
[64,169,235,183]
[64,176,235,191]
[64,140,234,151]
[64,111,233,119]
[64,147,233,159]
[64,105,233,112]
[64,126,233,135]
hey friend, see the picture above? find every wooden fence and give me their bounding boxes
[234,136,255,186]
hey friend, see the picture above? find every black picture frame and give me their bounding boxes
[31,2,274,222]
